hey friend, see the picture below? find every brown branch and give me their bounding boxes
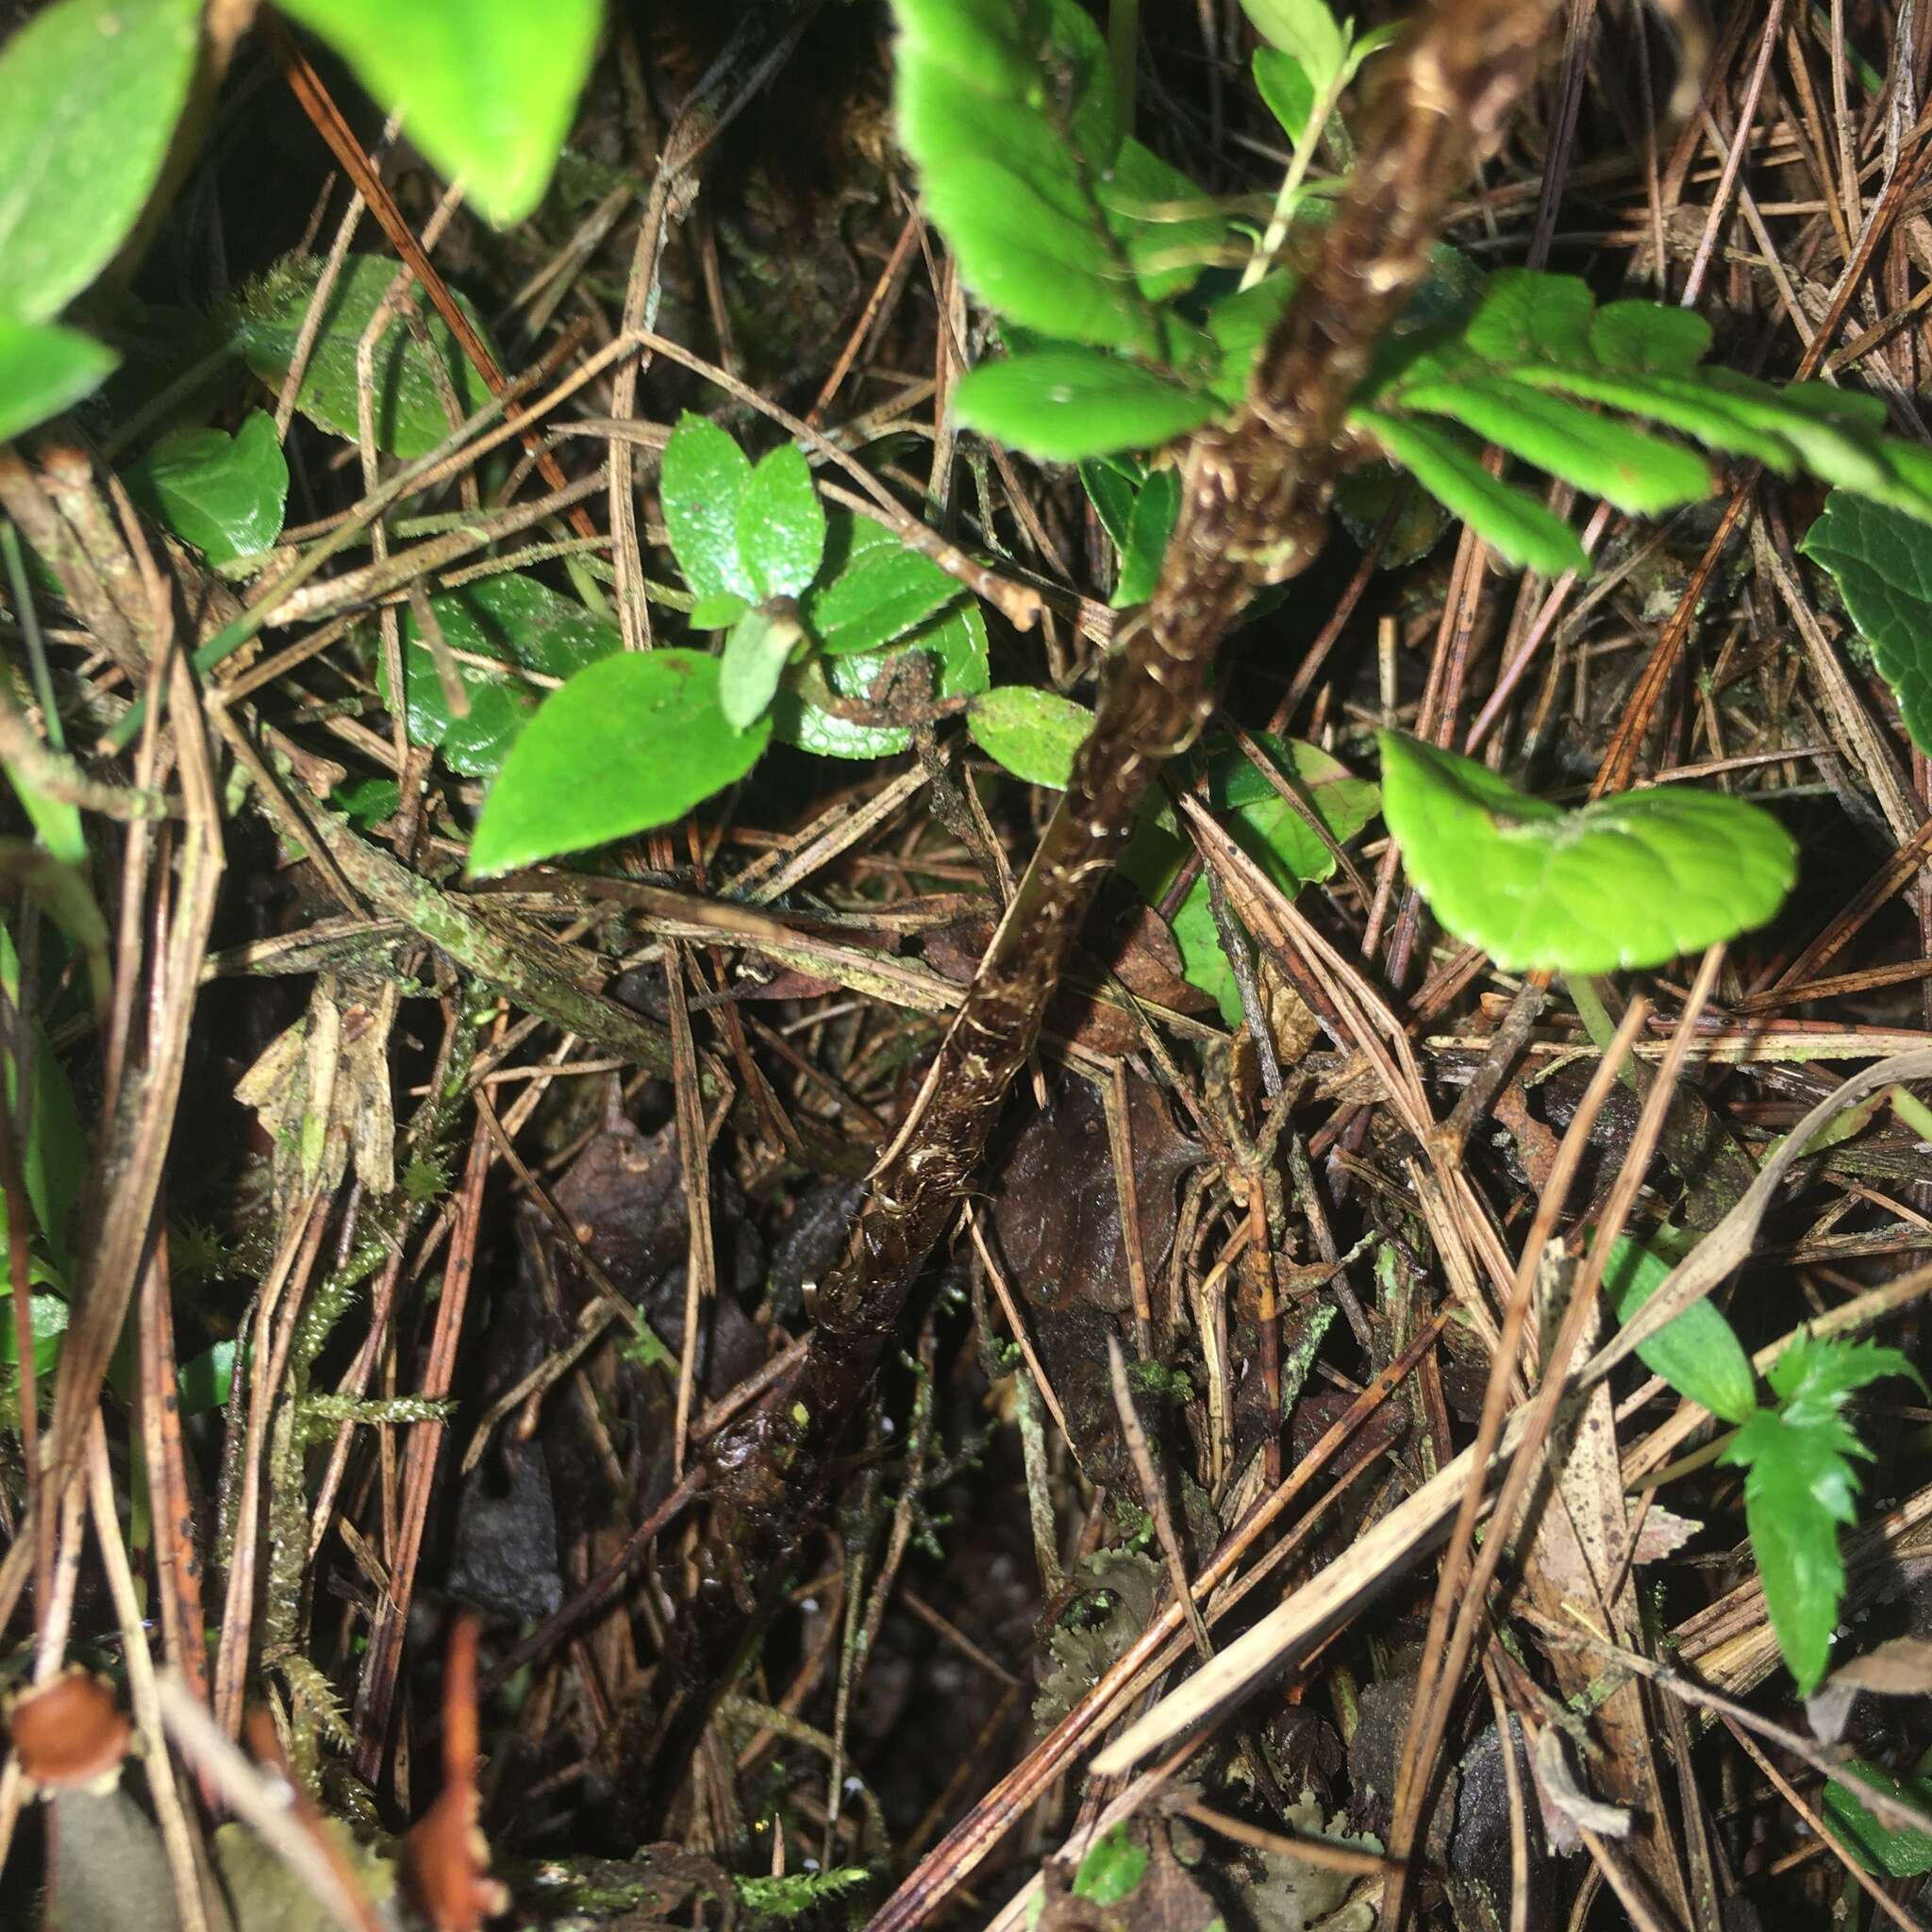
[609,0,1567,1831]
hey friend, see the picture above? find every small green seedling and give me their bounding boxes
[470,414,991,875]
[1376,732,1798,974]
[1605,1232,1924,1696]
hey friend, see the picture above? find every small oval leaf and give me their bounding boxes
[955,351,1217,461]
[968,688,1092,788]
[660,414,756,604]
[472,651,768,877]
[127,410,290,564]
[738,442,825,601]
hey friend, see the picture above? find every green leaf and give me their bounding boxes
[1766,1331,1927,1418]
[334,777,400,830]
[689,591,750,630]
[176,1339,238,1418]
[956,350,1217,461]
[0,1287,66,1377]
[719,606,805,732]
[1115,468,1179,606]
[1718,1335,1917,1695]
[1102,138,1227,307]
[660,414,756,604]
[1353,409,1588,575]
[1377,731,1797,974]
[968,687,1092,787]
[380,574,622,779]
[894,0,1191,357]
[1123,737,1378,1023]
[1394,375,1713,516]
[1074,1824,1148,1906]
[1080,457,1142,553]
[774,597,989,758]
[1724,1407,1857,1695]
[1206,272,1298,404]
[0,0,201,323]
[471,651,769,876]
[275,0,602,227]
[0,316,116,442]
[126,410,290,565]
[1253,47,1317,143]
[1824,1763,1932,1877]
[1590,301,1712,375]
[1599,1232,1757,1424]
[1458,269,1596,367]
[738,442,825,601]
[802,512,962,658]
[230,255,491,459]
[1238,0,1347,89]
[1801,490,1932,755]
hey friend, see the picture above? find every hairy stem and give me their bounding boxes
[613,0,1565,1833]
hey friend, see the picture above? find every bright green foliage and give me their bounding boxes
[275,0,603,226]
[0,0,201,323]
[1719,1336,1923,1695]
[1079,458,1180,606]
[0,317,117,442]
[1124,736,1377,1022]
[1073,1824,1148,1905]
[1800,490,1932,754]
[803,515,962,657]
[732,1866,872,1920]
[470,651,770,877]
[968,687,1092,787]
[737,441,825,601]
[1354,270,1932,567]
[720,605,807,733]
[773,596,991,758]
[1242,0,1348,88]
[662,415,757,603]
[955,348,1217,461]
[0,1282,66,1380]
[127,410,290,565]
[1599,1232,1757,1424]
[230,255,491,459]
[1824,1761,1932,1876]
[1376,732,1797,973]
[1253,46,1319,142]
[176,1339,239,1418]
[891,0,1218,362]
[381,574,621,780]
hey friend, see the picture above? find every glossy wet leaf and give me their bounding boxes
[1377,731,1797,974]
[1599,1232,1757,1424]
[893,0,1208,358]
[471,651,769,876]
[231,255,491,459]
[802,513,962,658]
[1824,1762,1932,1877]
[774,598,989,758]
[660,414,756,604]
[955,350,1217,461]
[0,1286,66,1374]
[738,442,824,600]
[719,606,805,732]
[1800,490,1932,754]
[1720,1336,1921,1694]
[0,0,201,322]
[380,574,622,779]
[127,409,290,565]
[0,316,116,442]
[968,688,1092,787]
[1354,409,1587,575]
[1114,467,1180,605]
[275,0,602,226]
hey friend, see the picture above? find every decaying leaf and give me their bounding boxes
[8,1668,130,1794]
[235,974,396,1208]
[401,1614,508,1932]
